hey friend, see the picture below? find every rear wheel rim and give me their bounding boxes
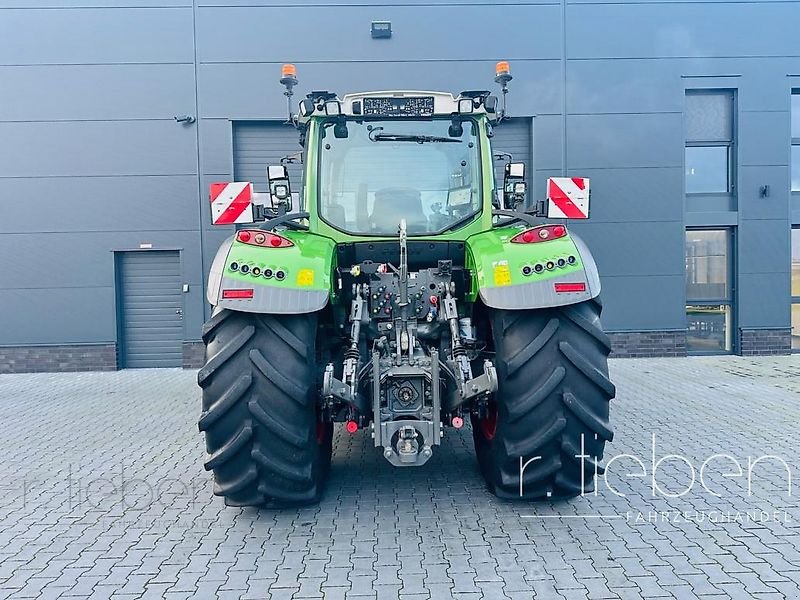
[479,316,499,441]
[315,406,328,444]
[479,402,498,440]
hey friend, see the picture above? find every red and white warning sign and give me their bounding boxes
[547,177,590,219]
[209,182,254,225]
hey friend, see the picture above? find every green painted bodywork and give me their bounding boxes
[463,226,584,302]
[210,112,594,310]
[223,230,335,291]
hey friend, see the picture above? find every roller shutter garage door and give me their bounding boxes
[116,251,183,368]
[490,117,533,190]
[233,121,304,193]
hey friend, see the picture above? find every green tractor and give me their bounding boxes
[198,63,615,506]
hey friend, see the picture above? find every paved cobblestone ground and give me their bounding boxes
[1,356,800,599]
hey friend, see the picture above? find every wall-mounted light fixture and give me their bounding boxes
[371,21,391,39]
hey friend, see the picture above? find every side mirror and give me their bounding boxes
[503,162,527,209]
[266,164,292,211]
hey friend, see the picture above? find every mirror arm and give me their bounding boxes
[492,200,547,228]
[259,211,310,232]
[491,209,539,227]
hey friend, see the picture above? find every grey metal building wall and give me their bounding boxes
[0,2,204,371]
[1,0,798,371]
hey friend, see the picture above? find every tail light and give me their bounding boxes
[510,225,567,244]
[236,230,294,248]
[222,289,254,299]
[554,283,586,293]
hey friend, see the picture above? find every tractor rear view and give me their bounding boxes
[198,63,615,506]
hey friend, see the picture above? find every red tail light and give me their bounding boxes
[554,282,586,293]
[222,289,254,299]
[510,225,567,244]
[236,229,293,248]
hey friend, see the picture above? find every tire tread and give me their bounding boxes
[198,309,331,506]
[472,299,614,500]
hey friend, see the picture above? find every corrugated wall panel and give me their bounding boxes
[232,121,304,193]
[490,118,532,192]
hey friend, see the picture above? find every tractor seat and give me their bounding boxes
[370,187,427,233]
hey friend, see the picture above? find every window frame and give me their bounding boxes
[685,227,736,355]
[685,141,734,195]
[314,116,484,238]
[684,90,737,213]
[793,91,800,194]
[792,227,800,353]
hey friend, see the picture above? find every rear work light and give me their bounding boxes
[510,225,567,244]
[554,282,586,293]
[236,230,294,248]
[222,289,254,299]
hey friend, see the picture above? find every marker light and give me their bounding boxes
[554,283,586,293]
[324,100,341,116]
[222,289,254,299]
[495,61,510,77]
[458,98,474,113]
[267,164,289,180]
[510,225,568,244]
[236,229,294,248]
[281,63,296,78]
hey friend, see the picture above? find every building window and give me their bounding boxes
[686,229,733,353]
[792,228,800,351]
[685,91,734,195]
[792,92,800,193]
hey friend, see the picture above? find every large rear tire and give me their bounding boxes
[197,309,332,506]
[472,298,615,500]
